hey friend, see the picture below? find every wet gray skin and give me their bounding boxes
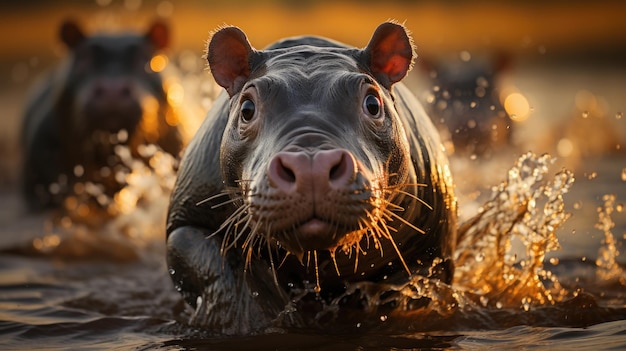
[166,22,457,335]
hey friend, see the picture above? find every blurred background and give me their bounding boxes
[0,0,625,257]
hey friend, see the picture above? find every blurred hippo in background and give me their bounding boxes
[421,52,513,157]
[20,19,182,212]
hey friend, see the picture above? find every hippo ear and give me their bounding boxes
[207,26,255,96]
[60,20,85,50]
[364,22,415,88]
[146,20,169,51]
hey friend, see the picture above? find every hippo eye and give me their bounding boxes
[363,94,382,117]
[240,99,256,122]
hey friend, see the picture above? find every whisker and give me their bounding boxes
[306,251,311,271]
[195,192,230,207]
[313,250,321,293]
[394,189,434,211]
[242,219,262,251]
[210,197,244,209]
[353,241,361,274]
[278,251,291,270]
[330,250,341,276]
[379,222,412,276]
[221,209,252,254]
[381,201,405,211]
[384,209,427,235]
[266,238,280,288]
[195,186,245,207]
[364,210,411,275]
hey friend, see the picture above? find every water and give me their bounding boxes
[2,4,626,349]
[1,141,625,350]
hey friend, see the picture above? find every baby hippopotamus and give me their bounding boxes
[21,20,182,211]
[166,22,457,334]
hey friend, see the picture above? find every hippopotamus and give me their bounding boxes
[166,22,457,334]
[421,53,512,156]
[21,19,182,211]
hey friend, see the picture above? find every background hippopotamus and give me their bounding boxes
[20,19,182,211]
[420,53,513,157]
[166,22,457,334]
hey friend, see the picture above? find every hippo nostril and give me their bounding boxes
[268,149,356,192]
[268,153,304,191]
[329,154,347,182]
[119,85,132,98]
[277,159,296,183]
[314,149,356,188]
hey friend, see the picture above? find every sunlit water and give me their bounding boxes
[1,19,626,350]
[1,140,625,350]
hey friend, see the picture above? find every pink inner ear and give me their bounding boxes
[147,21,169,50]
[368,24,413,86]
[373,53,411,83]
[208,28,252,95]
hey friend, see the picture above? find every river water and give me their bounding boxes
[1,9,626,351]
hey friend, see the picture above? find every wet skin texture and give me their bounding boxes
[21,20,182,210]
[166,22,458,335]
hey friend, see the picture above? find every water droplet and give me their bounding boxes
[196,296,203,305]
[426,93,435,104]
[496,302,503,309]
[582,110,589,118]
[470,101,477,108]
[49,182,61,195]
[549,257,559,265]
[168,268,175,275]
[252,291,259,297]
[380,315,388,322]
[459,50,471,62]
[356,322,361,328]
[73,165,84,177]
[616,112,623,120]
[156,0,174,17]
[621,168,626,181]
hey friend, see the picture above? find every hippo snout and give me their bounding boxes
[248,148,372,254]
[268,149,357,195]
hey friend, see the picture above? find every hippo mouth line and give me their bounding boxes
[290,216,350,251]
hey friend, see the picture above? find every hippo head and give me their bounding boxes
[207,23,422,265]
[58,20,170,138]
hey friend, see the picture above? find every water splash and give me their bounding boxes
[454,152,573,309]
[595,194,625,284]
[32,143,177,261]
[27,145,624,331]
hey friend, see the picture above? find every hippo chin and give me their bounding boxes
[166,22,457,335]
